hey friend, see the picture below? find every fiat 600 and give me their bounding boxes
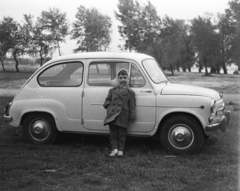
[3,52,230,154]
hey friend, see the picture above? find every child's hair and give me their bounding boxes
[118,69,128,76]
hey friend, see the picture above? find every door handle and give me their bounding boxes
[140,90,152,93]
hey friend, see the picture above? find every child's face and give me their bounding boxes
[118,74,128,86]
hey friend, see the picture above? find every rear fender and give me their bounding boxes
[9,99,67,131]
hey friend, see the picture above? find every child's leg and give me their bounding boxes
[109,125,119,150]
[118,126,127,151]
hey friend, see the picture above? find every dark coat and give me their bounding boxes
[103,86,136,128]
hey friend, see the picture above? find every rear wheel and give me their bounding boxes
[23,113,58,144]
[160,115,204,154]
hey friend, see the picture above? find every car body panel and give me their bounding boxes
[3,52,230,139]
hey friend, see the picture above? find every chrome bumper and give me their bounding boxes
[205,111,231,132]
[3,115,12,122]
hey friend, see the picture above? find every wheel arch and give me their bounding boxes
[154,112,205,137]
[20,111,56,127]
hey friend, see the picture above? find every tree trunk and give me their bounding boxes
[57,40,61,56]
[188,67,191,72]
[39,49,44,66]
[210,67,216,73]
[221,45,227,74]
[222,61,227,74]
[176,61,180,72]
[13,54,19,72]
[198,65,203,73]
[182,67,186,72]
[170,64,174,76]
[0,57,6,71]
[203,58,208,75]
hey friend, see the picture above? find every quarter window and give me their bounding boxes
[38,62,83,87]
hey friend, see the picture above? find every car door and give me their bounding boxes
[82,59,156,133]
[128,63,156,133]
[82,59,130,131]
[37,61,84,132]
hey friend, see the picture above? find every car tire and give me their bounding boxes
[160,115,204,154]
[23,113,58,144]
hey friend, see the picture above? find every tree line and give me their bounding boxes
[0,0,239,75]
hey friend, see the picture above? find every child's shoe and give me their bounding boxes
[109,149,118,156]
[117,151,123,156]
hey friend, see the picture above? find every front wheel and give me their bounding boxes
[23,113,58,144]
[160,115,204,154]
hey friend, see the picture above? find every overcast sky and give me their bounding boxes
[0,0,230,57]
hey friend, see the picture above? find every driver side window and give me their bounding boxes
[88,62,130,86]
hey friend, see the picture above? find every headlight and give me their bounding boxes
[210,100,216,114]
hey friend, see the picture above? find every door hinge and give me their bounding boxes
[82,91,85,97]
[81,119,84,124]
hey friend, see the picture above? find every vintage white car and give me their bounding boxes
[4,52,230,154]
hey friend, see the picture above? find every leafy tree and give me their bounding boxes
[177,21,196,72]
[213,13,233,74]
[38,8,69,56]
[115,0,142,52]
[160,16,183,75]
[23,14,53,66]
[225,0,240,70]
[0,17,27,72]
[137,1,162,53]
[0,17,13,71]
[191,16,220,75]
[10,23,29,72]
[115,0,161,53]
[72,6,112,52]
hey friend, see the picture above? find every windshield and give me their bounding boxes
[142,59,168,83]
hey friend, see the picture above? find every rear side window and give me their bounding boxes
[38,62,83,87]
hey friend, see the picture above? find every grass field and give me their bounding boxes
[0,71,239,191]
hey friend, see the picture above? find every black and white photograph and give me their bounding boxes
[0,0,239,190]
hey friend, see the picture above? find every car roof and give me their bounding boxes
[45,52,154,65]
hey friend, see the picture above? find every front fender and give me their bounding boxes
[155,95,213,132]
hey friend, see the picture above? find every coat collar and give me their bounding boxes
[112,85,131,97]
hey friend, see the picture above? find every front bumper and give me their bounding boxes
[205,110,231,132]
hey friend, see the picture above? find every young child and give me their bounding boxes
[103,69,136,156]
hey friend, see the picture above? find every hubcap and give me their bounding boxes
[29,120,50,141]
[168,125,194,149]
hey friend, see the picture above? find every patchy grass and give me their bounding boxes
[0,71,34,89]
[168,72,240,94]
[0,71,239,190]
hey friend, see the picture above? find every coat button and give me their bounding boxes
[112,110,114,112]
